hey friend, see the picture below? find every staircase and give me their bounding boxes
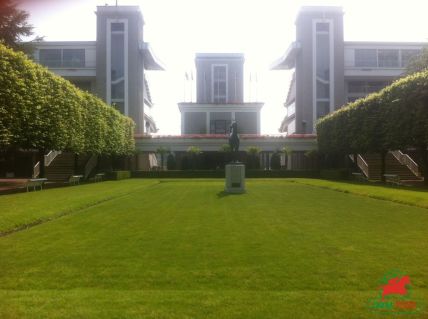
[45,153,90,182]
[354,152,423,182]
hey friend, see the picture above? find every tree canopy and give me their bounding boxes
[0,43,135,155]
[406,47,428,75]
[0,1,43,53]
[316,69,428,182]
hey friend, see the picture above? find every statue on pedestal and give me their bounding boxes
[229,121,240,162]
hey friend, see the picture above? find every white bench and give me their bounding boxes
[94,173,105,182]
[26,178,48,192]
[384,174,401,186]
[68,175,83,186]
[352,172,366,182]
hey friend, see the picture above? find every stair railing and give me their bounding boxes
[44,150,62,167]
[33,161,40,178]
[84,154,98,179]
[349,154,369,178]
[390,150,420,177]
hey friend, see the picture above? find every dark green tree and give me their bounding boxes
[166,153,176,170]
[406,47,428,75]
[0,1,43,54]
[270,151,281,170]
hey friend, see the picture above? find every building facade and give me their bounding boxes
[272,6,425,134]
[179,53,263,135]
[32,5,164,135]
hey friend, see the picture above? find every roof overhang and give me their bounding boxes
[271,42,301,70]
[178,102,264,113]
[195,53,245,61]
[141,42,165,70]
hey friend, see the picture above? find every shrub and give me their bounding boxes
[270,152,281,170]
[0,43,135,155]
[316,69,428,184]
[108,170,131,180]
[166,153,176,170]
[320,169,350,180]
[132,170,320,179]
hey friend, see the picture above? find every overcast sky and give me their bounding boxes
[20,0,428,134]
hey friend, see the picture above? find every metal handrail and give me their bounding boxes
[33,161,40,178]
[356,155,369,178]
[84,154,98,179]
[390,150,420,177]
[349,154,369,178]
[44,150,62,167]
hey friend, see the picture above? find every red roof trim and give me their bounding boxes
[134,134,317,140]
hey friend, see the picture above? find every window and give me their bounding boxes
[348,81,389,94]
[316,23,329,32]
[347,81,390,103]
[212,65,227,103]
[378,49,399,67]
[314,21,331,120]
[109,22,125,113]
[39,49,61,67]
[111,23,124,31]
[39,49,85,68]
[316,34,330,80]
[355,49,377,67]
[348,81,366,93]
[62,49,85,67]
[316,101,330,119]
[316,81,330,98]
[401,49,420,67]
[210,120,229,134]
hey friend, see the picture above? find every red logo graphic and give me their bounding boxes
[379,275,411,300]
[368,270,425,314]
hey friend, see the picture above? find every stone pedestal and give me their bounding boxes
[225,163,246,193]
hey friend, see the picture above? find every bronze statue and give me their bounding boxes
[229,121,240,161]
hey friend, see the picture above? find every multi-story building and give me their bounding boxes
[272,6,425,134]
[178,53,263,135]
[32,5,164,135]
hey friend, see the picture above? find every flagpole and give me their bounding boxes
[190,71,193,102]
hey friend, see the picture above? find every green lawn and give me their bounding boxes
[0,179,427,318]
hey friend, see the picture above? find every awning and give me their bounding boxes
[271,42,301,70]
[141,42,165,70]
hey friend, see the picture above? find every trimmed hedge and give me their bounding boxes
[317,70,428,183]
[0,43,135,154]
[132,170,320,179]
[320,169,350,180]
[108,170,131,180]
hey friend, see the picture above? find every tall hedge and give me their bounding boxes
[0,43,135,155]
[317,70,428,183]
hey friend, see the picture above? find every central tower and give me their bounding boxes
[179,53,263,135]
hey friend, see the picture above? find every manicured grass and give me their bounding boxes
[0,179,427,318]
[0,179,158,234]
[289,178,428,208]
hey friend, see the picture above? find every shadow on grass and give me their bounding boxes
[216,191,246,199]
[337,179,428,193]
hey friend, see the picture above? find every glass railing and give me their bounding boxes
[37,59,87,68]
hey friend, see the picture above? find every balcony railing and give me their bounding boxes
[35,59,95,68]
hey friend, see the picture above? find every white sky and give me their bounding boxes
[21,0,428,134]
